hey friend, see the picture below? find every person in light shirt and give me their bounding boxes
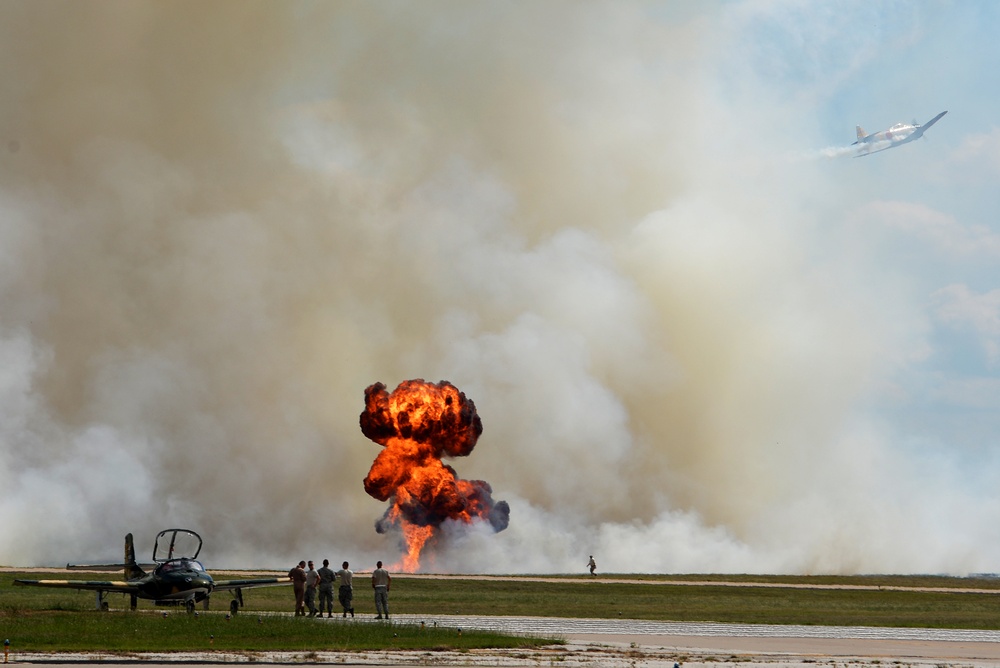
[372,560,391,619]
[305,560,320,617]
[336,561,354,617]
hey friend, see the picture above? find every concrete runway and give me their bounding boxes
[364,613,1000,662]
[12,614,1000,667]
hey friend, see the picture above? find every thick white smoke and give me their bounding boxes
[1,2,997,574]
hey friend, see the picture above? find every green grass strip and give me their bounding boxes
[0,611,556,653]
[6,570,1000,633]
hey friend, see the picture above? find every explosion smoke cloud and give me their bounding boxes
[1,2,998,575]
[361,380,509,571]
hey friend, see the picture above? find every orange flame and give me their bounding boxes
[360,380,509,571]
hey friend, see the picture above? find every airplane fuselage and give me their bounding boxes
[138,558,215,603]
[858,122,922,146]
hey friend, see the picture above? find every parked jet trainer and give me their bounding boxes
[14,529,289,614]
[853,110,948,156]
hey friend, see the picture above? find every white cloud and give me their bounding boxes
[853,200,1000,257]
[932,284,1000,366]
[950,127,1000,177]
[924,374,1000,410]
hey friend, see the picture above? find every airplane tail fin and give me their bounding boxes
[124,533,146,580]
[856,125,866,141]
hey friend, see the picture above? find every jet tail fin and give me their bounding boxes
[124,533,146,580]
[856,125,867,141]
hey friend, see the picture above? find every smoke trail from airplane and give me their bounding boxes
[813,140,893,159]
[790,141,891,161]
[819,145,863,159]
[0,2,997,574]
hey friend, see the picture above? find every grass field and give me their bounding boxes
[5,571,1000,626]
[396,578,1000,628]
[4,570,1000,653]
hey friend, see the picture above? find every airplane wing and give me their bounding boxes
[14,578,141,594]
[212,576,292,592]
[922,110,948,130]
[853,139,894,157]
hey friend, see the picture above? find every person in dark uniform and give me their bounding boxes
[317,559,336,618]
[288,560,307,616]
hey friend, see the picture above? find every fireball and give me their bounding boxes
[360,380,510,571]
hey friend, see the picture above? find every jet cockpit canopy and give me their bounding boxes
[155,558,206,574]
[153,528,203,562]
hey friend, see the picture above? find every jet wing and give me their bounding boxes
[212,576,292,592]
[14,578,141,594]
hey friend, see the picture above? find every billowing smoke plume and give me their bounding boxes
[361,380,508,571]
[1,2,998,574]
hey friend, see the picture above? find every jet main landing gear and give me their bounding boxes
[229,587,244,616]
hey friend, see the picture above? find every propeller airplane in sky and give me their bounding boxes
[852,110,948,156]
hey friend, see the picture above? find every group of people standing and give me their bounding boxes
[288,559,391,619]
